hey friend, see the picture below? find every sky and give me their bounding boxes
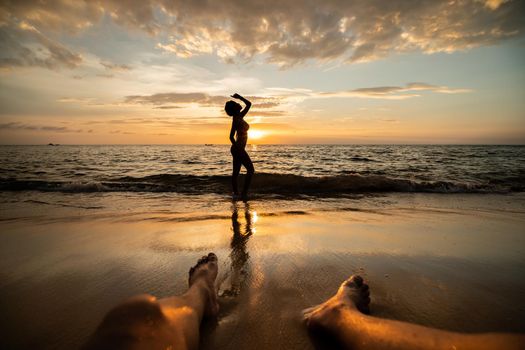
[0,0,524,144]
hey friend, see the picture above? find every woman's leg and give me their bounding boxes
[231,151,242,195]
[84,253,219,350]
[238,150,254,197]
[304,275,525,350]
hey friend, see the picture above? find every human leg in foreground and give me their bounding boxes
[84,253,219,350]
[303,275,525,350]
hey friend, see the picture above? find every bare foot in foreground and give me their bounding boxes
[303,275,525,350]
[189,252,219,317]
[84,253,220,350]
[303,275,370,331]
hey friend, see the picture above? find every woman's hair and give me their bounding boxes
[225,100,241,117]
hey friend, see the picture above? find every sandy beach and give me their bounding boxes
[1,192,524,349]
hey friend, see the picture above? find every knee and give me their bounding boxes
[102,294,166,327]
[85,295,168,349]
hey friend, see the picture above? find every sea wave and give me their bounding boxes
[1,173,522,195]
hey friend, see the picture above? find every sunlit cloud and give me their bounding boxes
[122,82,470,111]
[124,92,284,111]
[484,0,509,10]
[1,0,523,69]
[0,20,82,70]
[250,111,288,117]
[315,83,472,100]
[56,97,96,104]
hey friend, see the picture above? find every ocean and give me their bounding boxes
[1,144,524,194]
[1,144,524,349]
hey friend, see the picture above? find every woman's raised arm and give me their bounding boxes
[231,93,251,118]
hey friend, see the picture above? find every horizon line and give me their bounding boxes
[1,143,524,146]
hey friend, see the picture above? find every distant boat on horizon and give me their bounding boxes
[47,143,60,146]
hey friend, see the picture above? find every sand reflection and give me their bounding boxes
[218,201,255,296]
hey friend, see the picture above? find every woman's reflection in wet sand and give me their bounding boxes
[219,201,255,297]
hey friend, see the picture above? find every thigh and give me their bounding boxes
[231,148,242,172]
[238,150,254,172]
[232,158,241,173]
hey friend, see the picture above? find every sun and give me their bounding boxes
[248,129,266,139]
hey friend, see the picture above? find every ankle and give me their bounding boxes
[190,278,212,292]
[307,298,358,331]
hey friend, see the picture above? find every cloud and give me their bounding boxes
[125,92,283,109]
[0,21,82,70]
[40,125,69,131]
[125,92,225,106]
[1,0,523,68]
[100,61,132,71]
[84,117,227,130]
[152,0,525,66]
[110,130,136,135]
[316,83,471,100]
[0,1,103,33]
[153,105,183,109]
[404,83,471,94]
[381,119,400,123]
[254,102,280,108]
[250,110,288,117]
[0,122,83,132]
[124,82,470,113]
[0,122,38,130]
[57,97,96,104]
[484,0,509,10]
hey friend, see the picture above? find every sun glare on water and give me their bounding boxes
[248,129,266,139]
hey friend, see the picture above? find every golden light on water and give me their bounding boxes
[248,129,266,139]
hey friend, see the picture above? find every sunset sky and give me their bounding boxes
[1,0,524,144]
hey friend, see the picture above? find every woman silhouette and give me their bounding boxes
[225,93,254,200]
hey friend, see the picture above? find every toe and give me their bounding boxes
[207,252,218,262]
[302,305,318,318]
[351,275,363,287]
[343,275,363,288]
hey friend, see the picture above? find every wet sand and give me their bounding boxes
[1,193,525,349]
